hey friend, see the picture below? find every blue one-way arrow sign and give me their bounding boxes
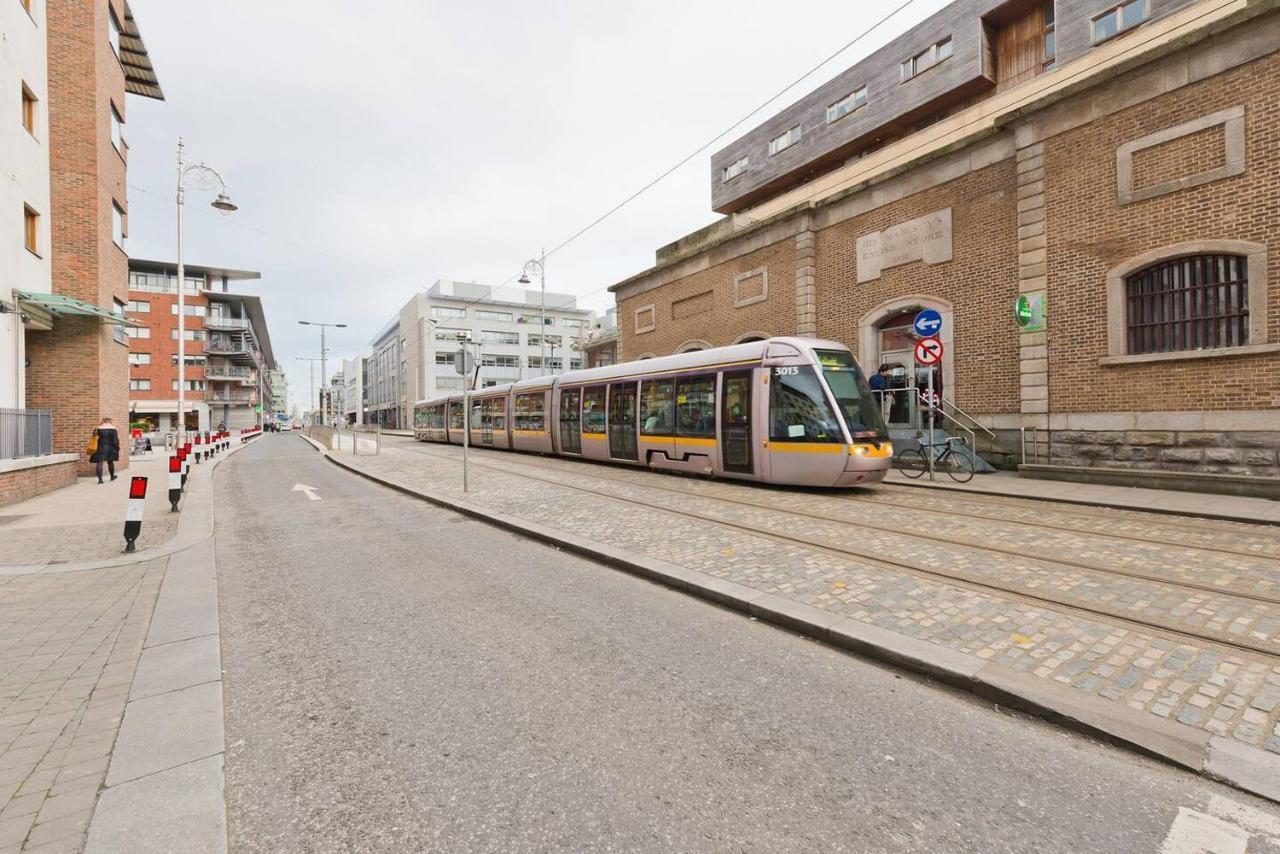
[913,309,943,338]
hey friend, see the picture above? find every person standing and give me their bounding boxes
[89,417,120,484]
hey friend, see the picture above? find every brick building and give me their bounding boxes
[126,259,276,438]
[2,0,161,503]
[609,0,1279,486]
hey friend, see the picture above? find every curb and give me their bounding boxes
[314,443,1280,805]
[0,436,260,575]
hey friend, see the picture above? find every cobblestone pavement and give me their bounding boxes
[0,454,180,566]
[0,560,165,853]
[345,439,1280,755]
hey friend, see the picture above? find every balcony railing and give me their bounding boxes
[204,316,251,331]
[0,408,53,460]
[205,365,253,380]
[207,391,256,403]
[206,336,252,355]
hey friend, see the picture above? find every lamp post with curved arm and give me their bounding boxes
[517,250,546,376]
[175,139,238,445]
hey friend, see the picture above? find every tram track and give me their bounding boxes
[874,482,1280,540]
[394,441,1280,661]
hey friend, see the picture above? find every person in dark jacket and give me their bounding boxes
[90,417,121,483]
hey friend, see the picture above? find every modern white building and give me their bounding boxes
[342,355,365,426]
[0,0,52,412]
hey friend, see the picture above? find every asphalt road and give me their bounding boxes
[213,434,1280,853]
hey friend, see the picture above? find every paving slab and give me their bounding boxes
[84,755,225,854]
[128,636,221,702]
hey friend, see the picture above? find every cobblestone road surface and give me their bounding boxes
[353,438,1280,755]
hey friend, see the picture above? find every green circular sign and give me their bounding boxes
[1015,295,1034,327]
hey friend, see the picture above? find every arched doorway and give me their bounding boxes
[859,296,955,430]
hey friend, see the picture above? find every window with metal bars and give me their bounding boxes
[1124,254,1249,355]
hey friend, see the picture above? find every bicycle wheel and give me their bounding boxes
[941,449,975,483]
[896,447,927,478]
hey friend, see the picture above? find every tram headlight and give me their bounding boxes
[850,442,892,458]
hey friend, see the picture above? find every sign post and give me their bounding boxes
[455,338,473,493]
[913,311,946,482]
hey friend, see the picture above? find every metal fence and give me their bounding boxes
[0,408,53,460]
[305,425,381,455]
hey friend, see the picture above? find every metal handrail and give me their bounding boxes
[938,396,996,440]
[1021,426,1043,465]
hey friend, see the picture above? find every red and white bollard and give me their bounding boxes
[181,443,191,485]
[124,476,147,552]
[193,434,203,464]
[168,456,182,512]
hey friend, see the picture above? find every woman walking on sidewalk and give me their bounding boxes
[88,417,120,483]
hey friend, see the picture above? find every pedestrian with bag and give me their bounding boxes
[87,417,121,484]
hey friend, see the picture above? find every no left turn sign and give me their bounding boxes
[914,336,944,365]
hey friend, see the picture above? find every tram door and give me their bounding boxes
[607,382,638,461]
[560,389,582,454]
[720,371,753,474]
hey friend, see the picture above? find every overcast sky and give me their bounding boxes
[125,0,951,411]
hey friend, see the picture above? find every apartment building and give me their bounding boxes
[364,320,401,428]
[2,0,161,503]
[318,372,345,428]
[343,355,366,426]
[609,0,1280,487]
[268,368,288,417]
[127,259,276,436]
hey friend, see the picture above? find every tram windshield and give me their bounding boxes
[815,349,889,439]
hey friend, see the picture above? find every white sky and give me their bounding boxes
[124,0,952,410]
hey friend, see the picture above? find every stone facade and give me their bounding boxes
[608,4,1280,480]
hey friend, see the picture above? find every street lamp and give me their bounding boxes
[294,356,322,425]
[175,139,237,445]
[517,250,547,377]
[298,320,346,425]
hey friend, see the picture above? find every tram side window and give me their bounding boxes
[487,396,507,432]
[639,379,674,436]
[470,401,482,430]
[769,366,843,442]
[676,375,715,438]
[431,405,445,429]
[514,392,546,432]
[448,402,464,430]
[581,386,606,434]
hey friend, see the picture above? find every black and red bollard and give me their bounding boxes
[124,476,147,552]
[168,456,182,511]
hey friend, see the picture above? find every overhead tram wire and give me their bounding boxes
[447,0,922,316]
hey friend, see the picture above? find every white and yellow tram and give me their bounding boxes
[412,337,892,487]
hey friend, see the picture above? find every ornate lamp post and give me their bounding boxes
[517,250,547,376]
[175,139,237,445]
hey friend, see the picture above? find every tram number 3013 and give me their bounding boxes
[773,366,799,376]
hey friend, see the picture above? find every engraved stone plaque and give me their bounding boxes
[856,208,953,283]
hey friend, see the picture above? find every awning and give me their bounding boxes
[15,291,141,328]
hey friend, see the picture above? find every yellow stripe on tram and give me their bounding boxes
[768,442,846,454]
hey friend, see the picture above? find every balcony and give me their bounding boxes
[207,390,256,403]
[204,364,253,381]
[204,315,252,332]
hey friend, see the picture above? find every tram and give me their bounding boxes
[412,337,892,487]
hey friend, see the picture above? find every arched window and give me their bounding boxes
[1124,254,1249,355]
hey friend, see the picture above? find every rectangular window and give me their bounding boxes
[527,334,563,348]
[435,352,454,365]
[518,313,553,326]
[769,366,844,442]
[514,392,546,431]
[639,379,674,436]
[768,125,802,156]
[21,84,37,136]
[172,380,206,391]
[170,304,208,317]
[128,353,151,365]
[562,319,585,329]
[1125,254,1249,355]
[431,306,466,319]
[581,386,606,434]
[108,7,121,55]
[1092,0,1146,43]
[722,155,748,183]
[475,310,512,322]
[127,300,150,313]
[112,202,125,248]
[479,330,520,345]
[129,379,151,391]
[112,298,126,345]
[434,326,466,341]
[481,354,520,368]
[110,103,124,154]
[131,326,151,339]
[1044,1,1057,68]
[23,205,38,255]
[826,86,867,124]
[675,375,715,438]
[171,329,206,340]
[902,37,953,80]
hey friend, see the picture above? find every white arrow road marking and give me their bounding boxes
[291,483,321,501]
[1160,808,1249,854]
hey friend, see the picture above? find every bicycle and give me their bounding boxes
[895,434,975,483]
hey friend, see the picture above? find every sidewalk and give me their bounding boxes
[0,439,248,853]
[0,451,185,567]
[317,438,1280,804]
[884,469,1280,524]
